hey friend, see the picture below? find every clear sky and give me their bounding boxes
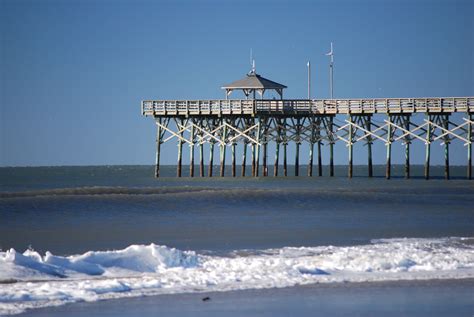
[1,0,473,167]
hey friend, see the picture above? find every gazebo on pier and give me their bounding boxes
[221,66,287,100]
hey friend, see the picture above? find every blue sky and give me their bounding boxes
[1,0,473,167]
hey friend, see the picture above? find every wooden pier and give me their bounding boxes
[142,69,473,179]
[142,97,474,179]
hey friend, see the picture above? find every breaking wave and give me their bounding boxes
[0,186,220,198]
[1,237,474,315]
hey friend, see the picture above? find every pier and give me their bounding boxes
[142,71,474,179]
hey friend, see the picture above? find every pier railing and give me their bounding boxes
[142,97,474,116]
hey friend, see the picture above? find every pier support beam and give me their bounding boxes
[274,119,283,177]
[295,118,301,177]
[468,113,472,180]
[232,143,236,177]
[251,143,256,177]
[366,116,373,178]
[263,142,268,177]
[443,115,450,180]
[177,119,184,178]
[386,116,392,180]
[177,141,183,177]
[274,142,280,177]
[255,121,261,177]
[329,117,334,177]
[348,116,353,178]
[295,142,300,176]
[189,124,195,177]
[154,119,163,178]
[242,142,247,177]
[425,116,431,180]
[308,142,314,177]
[318,141,322,176]
[308,117,317,177]
[261,118,268,177]
[220,124,227,177]
[405,117,411,179]
[283,143,288,177]
[208,141,214,177]
[405,143,410,179]
[199,143,204,177]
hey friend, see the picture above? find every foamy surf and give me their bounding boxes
[1,237,473,315]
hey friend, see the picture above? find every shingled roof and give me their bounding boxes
[221,71,287,99]
[222,72,287,90]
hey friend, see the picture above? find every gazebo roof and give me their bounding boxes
[221,71,287,90]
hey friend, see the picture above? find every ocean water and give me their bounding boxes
[0,165,473,315]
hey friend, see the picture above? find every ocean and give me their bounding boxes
[1,165,473,316]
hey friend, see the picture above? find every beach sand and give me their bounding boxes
[18,279,474,317]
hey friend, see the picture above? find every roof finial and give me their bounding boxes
[252,59,256,73]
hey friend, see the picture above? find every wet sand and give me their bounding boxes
[18,279,474,317]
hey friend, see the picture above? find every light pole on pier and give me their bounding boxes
[326,42,334,98]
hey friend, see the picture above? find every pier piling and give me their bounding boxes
[263,143,268,177]
[366,116,373,178]
[255,122,261,177]
[177,119,184,177]
[444,115,450,180]
[386,116,392,180]
[242,142,247,177]
[348,116,353,178]
[468,113,473,180]
[405,117,410,179]
[425,117,431,180]
[318,141,322,176]
[208,141,214,177]
[274,142,280,177]
[189,125,195,177]
[232,143,236,177]
[154,120,162,178]
[329,117,334,177]
[219,124,227,177]
[199,142,204,177]
[295,142,300,177]
[251,143,256,177]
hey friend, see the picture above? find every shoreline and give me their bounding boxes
[16,278,474,317]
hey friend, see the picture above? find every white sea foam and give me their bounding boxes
[1,237,473,315]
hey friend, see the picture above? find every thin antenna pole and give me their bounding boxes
[329,63,333,99]
[330,65,333,99]
[330,42,334,98]
[326,42,334,99]
[250,48,253,69]
[307,61,311,99]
